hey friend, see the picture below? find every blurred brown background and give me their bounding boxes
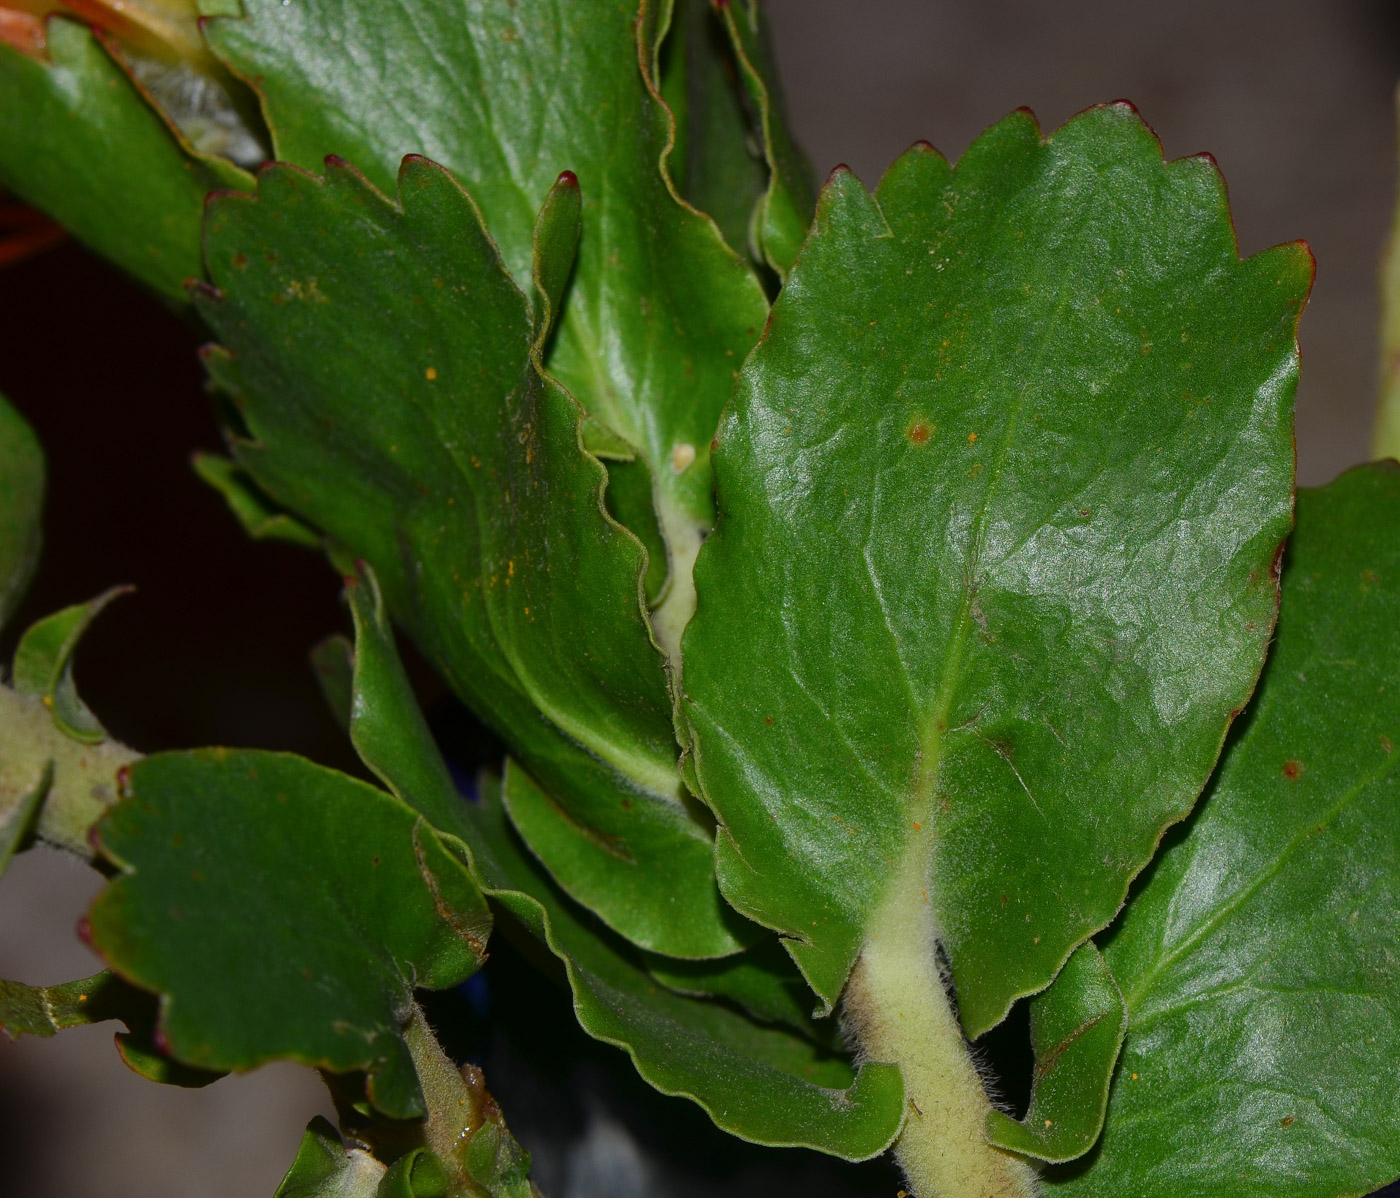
[1,2,1398,1195]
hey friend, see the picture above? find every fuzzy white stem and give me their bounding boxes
[845,850,1040,1198]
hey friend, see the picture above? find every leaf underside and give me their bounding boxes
[1049,464,1400,1198]
[684,102,1310,1032]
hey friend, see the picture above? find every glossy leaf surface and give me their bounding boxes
[333,581,900,1158]
[684,104,1311,1031]
[985,941,1126,1162]
[0,17,225,302]
[1051,464,1400,1198]
[12,587,130,743]
[0,391,43,632]
[89,749,491,1119]
[196,158,743,957]
[203,0,769,648]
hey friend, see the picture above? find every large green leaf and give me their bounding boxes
[195,158,747,957]
[0,17,229,303]
[1050,463,1400,1198]
[334,568,903,1157]
[88,749,491,1119]
[202,0,769,657]
[0,391,43,633]
[684,104,1312,1033]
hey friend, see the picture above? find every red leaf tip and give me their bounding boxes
[76,916,93,945]
[556,170,579,188]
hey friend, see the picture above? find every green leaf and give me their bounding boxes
[712,0,817,276]
[684,104,1312,1033]
[644,935,839,1045]
[661,0,767,263]
[310,633,355,732]
[201,0,770,657]
[466,767,906,1161]
[328,581,900,1157]
[12,587,130,743]
[88,749,491,1119]
[0,969,221,1087]
[0,391,44,634]
[984,941,1126,1163]
[192,453,321,548]
[197,156,748,958]
[0,762,45,877]
[0,18,228,303]
[274,1117,385,1198]
[1049,463,1400,1198]
[376,1149,448,1198]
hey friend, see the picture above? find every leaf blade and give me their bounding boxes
[1049,463,1400,1198]
[684,105,1311,1031]
[89,749,491,1119]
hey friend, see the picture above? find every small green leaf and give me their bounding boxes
[89,749,491,1119]
[197,156,746,959]
[192,453,321,548]
[12,587,130,743]
[0,761,45,878]
[376,1149,448,1198]
[274,1117,385,1198]
[0,391,44,634]
[1049,463,1400,1198]
[12,589,129,743]
[684,105,1311,1032]
[984,941,1126,1162]
[530,169,581,331]
[712,0,817,276]
[0,969,221,1087]
[0,18,228,302]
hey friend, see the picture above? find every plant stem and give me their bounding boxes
[1374,86,1400,459]
[844,850,1040,1198]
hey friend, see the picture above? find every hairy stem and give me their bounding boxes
[845,850,1040,1198]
